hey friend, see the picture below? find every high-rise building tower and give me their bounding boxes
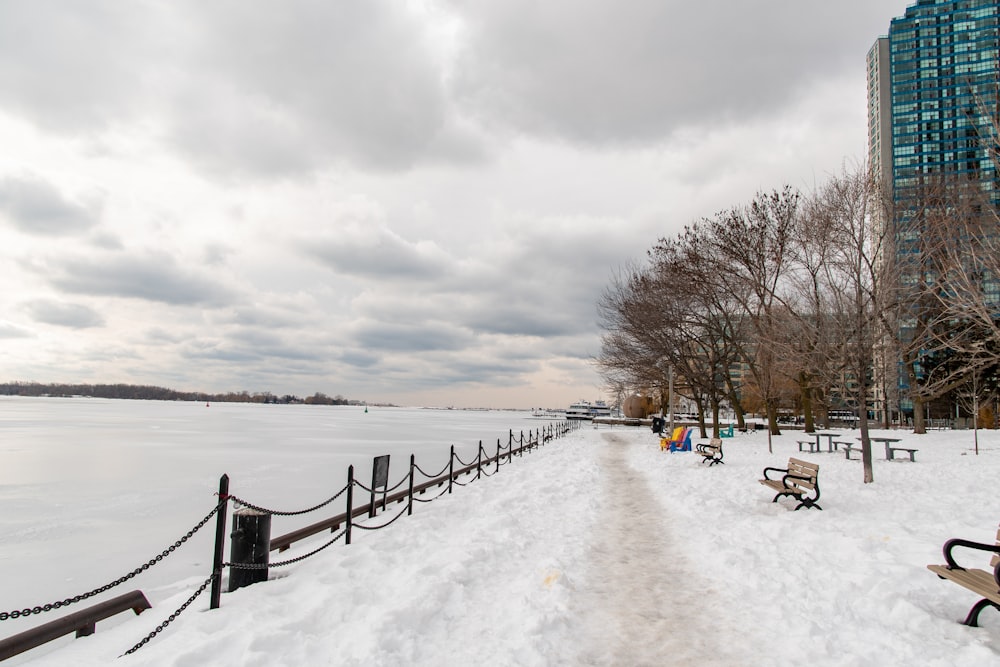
[868,0,1000,424]
[871,0,1000,211]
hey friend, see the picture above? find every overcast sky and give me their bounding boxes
[0,0,906,408]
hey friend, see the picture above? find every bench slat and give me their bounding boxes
[788,458,819,473]
[928,565,1000,603]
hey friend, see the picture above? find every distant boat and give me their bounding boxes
[590,400,612,418]
[566,400,612,420]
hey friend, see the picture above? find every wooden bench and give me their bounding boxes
[759,458,821,510]
[927,524,1000,627]
[696,438,724,466]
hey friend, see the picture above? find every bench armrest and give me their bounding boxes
[942,538,1000,574]
[761,466,788,481]
[781,472,815,489]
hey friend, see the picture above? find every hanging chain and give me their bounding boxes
[120,573,216,656]
[1,500,224,622]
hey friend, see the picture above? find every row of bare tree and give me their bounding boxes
[597,165,1000,482]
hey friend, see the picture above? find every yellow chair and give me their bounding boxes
[660,426,684,450]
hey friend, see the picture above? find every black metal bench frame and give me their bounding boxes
[696,438,724,466]
[928,537,1000,627]
[759,459,821,511]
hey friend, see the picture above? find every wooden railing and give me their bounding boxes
[0,590,151,661]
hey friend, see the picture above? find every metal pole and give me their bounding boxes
[210,474,229,610]
[448,445,454,494]
[407,455,415,516]
[668,364,675,433]
[496,438,501,474]
[345,465,354,545]
[476,440,482,480]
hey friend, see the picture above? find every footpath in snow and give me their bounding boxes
[15,424,1000,665]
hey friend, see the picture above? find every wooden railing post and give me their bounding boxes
[210,474,229,610]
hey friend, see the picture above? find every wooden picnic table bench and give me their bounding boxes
[927,523,1000,627]
[696,438,724,466]
[759,457,821,510]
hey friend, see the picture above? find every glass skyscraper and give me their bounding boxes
[869,0,1000,209]
[868,0,1000,423]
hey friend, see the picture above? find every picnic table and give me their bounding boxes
[813,432,841,452]
[863,436,919,462]
[797,431,841,453]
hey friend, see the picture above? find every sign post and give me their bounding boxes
[369,455,390,518]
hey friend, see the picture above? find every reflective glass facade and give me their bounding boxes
[888,0,1000,202]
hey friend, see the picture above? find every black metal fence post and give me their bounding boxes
[345,465,354,545]
[407,454,415,516]
[476,440,482,480]
[448,445,454,494]
[496,438,501,474]
[210,474,229,610]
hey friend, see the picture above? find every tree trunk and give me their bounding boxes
[799,371,814,433]
[766,401,781,436]
[859,408,874,483]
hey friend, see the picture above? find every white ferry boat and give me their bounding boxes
[566,401,594,419]
[565,400,612,420]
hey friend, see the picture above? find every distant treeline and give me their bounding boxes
[0,382,373,406]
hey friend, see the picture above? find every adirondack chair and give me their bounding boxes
[670,428,692,452]
[720,424,734,438]
[659,427,691,452]
[659,426,685,451]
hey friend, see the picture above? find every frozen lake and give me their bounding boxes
[0,396,558,641]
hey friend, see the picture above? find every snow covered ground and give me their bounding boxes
[3,398,1000,665]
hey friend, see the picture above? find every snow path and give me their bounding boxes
[573,433,735,665]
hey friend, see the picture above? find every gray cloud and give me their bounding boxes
[0,1,181,131]
[22,300,104,329]
[0,320,33,339]
[448,0,900,143]
[304,227,452,280]
[0,174,99,236]
[350,320,474,353]
[164,1,486,176]
[42,251,238,306]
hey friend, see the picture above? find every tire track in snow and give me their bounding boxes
[573,432,735,666]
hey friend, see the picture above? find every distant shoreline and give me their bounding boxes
[0,381,382,406]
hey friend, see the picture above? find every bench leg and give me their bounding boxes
[908,451,916,462]
[793,499,822,511]
[963,598,1000,627]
